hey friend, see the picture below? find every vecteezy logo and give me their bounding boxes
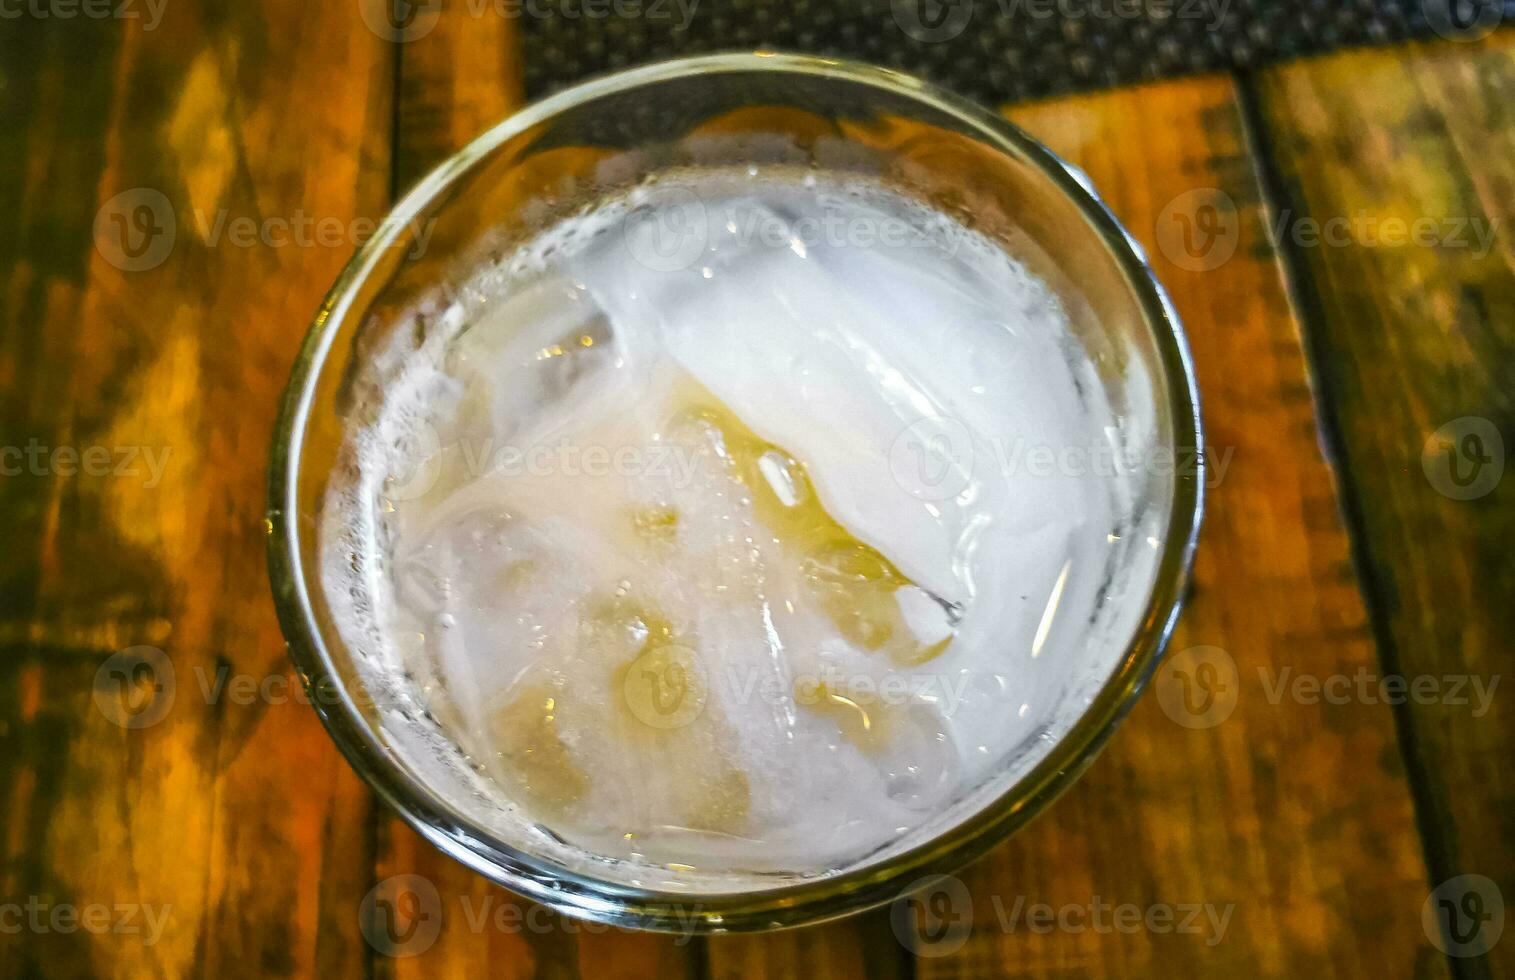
[94,189,176,272]
[890,0,973,42]
[358,0,441,42]
[890,874,973,957]
[1422,416,1504,500]
[93,646,176,729]
[1423,874,1504,957]
[888,416,974,502]
[1155,188,1240,273]
[622,186,708,273]
[360,874,443,957]
[1154,645,1239,729]
[383,421,443,503]
[623,643,706,729]
[1423,0,1504,41]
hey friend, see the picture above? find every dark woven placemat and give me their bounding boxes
[522,0,1512,104]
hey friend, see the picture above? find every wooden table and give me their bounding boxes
[2,4,1511,976]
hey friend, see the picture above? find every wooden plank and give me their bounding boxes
[707,911,909,980]
[392,0,525,193]
[0,1,392,976]
[899,75,1444,978]
[1255,34,1515,973]
[0,4,136,644]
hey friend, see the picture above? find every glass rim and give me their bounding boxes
[267,50,1205,934]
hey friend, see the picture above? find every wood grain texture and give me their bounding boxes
[901,75,1443,978]
[1256,33,1515,976]
[393,0,526,193]
[0,1,392,976]
[0,6,1502,975]
[706,909,909,980]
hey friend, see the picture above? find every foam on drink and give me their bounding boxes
[322,170,1155,889]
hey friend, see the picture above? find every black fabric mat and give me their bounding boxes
[521,0,1512,104]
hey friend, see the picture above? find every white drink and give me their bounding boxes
[323,170,1153,890]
